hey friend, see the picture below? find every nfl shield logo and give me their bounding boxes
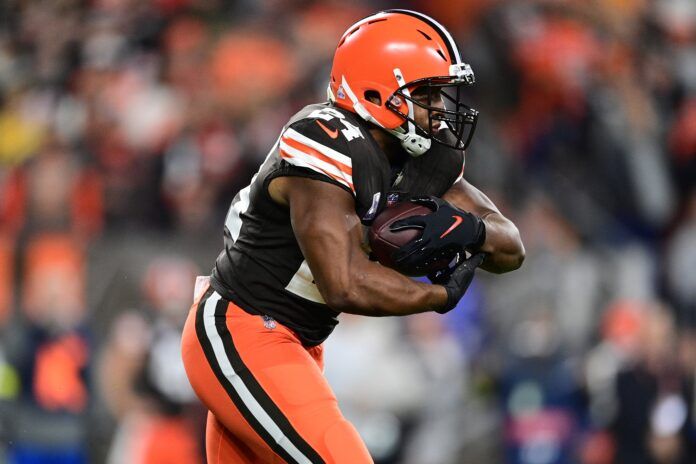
[262,315,277,329]
[387,192,400,206]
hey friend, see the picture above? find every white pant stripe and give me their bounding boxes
[202,292,313,464]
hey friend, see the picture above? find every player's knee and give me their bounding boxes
[321,419,373,464]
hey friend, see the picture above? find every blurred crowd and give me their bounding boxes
[0,0,695,463]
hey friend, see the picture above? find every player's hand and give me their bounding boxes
[389,196,486,275]
[436,252,486,313]
[427,251,463,284]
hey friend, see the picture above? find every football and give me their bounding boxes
[368,201,434,276]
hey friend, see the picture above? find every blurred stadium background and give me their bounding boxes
[0,0,695,463]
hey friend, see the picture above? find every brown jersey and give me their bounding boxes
[211,102,464,346]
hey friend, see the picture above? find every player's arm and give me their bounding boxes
[270,175,449,316]
[443,178,524,274]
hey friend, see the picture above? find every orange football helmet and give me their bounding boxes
[328,9,479,156]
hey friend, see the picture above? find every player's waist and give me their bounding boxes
[209,271,338,347]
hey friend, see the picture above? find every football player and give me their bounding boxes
[182,9,524,463]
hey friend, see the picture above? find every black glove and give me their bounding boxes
[390,196,486,276]
[436,252,486,313]
[427,250,464,284]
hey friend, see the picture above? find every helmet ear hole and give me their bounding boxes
[364,90,382,106]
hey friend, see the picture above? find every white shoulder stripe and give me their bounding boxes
[280,150,354,194]
[280,141,354,187]
[282,155,353,193]
[283,128,353,168]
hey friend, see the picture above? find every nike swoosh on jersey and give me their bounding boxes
[440,215,463,238]
[316,120,339,139]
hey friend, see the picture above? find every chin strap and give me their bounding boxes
[386,126,431,157]
[390,68,430,157]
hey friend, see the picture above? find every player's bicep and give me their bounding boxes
[284,176,363,306]
[443,178,500,218]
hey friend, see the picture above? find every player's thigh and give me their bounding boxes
[206,412,265,464]
[183,289,372,463]
[182,300,277,461]
[223,305,372,463]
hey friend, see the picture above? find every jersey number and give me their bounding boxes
[308,107,364,142]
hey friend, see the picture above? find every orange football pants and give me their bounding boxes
[181,286,373,463]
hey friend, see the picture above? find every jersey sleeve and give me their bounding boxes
[278,116,357,197]
[404,139,465,198]
[452,151,466,186]
[440,129,466,188]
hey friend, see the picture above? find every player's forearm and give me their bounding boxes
[479,212,525,273]
[324,262,448,316]
[443,179,524,273]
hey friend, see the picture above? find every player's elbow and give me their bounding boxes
[510,244,526,271]
[323,288,353,312]
[510,229,526,270]
[323,288,366,314]
[319,275,359,312]
[483,227,525,274]
[321,275,376,315]
[493,236,525,274]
